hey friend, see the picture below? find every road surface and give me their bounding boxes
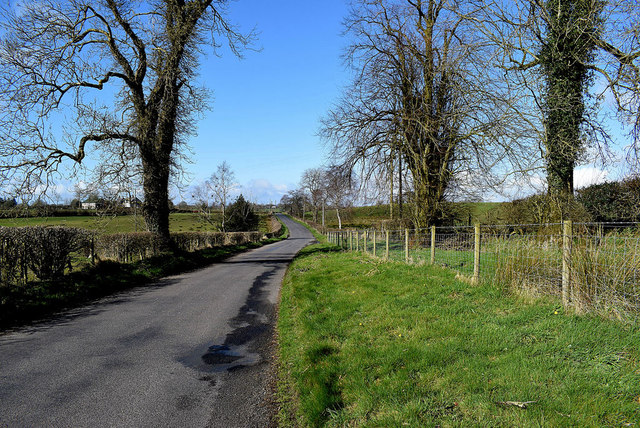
[0,214,314,428]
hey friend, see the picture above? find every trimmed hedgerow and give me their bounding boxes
[0,226,272,284]
[0,226,91,285]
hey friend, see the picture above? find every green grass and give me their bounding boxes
[277,244,640,427]
[338,228,640,321]
[314,205,392,229]
[0,211,279,234]
[0,212,225,234]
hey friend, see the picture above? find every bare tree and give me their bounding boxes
[300,168,326,223]
[0,0,253,247]
[192,181,215,224]
[279,189,307,218]
[323,166,356,230]
[205,161,237,232]
[322,0,535,228]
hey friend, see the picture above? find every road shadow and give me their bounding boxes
[0,277,181,338]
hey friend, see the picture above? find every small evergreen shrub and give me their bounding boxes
[226,195,259,232]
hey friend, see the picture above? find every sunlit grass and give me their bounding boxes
[277,243,640,427]
[0,212,278,234]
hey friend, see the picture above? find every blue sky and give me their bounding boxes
[182,0,629,204]
[177,0,351,204]
[5,0,630,204]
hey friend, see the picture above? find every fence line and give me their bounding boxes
[327,222,640,321]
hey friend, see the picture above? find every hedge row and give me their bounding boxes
[0,226,91,285]
[0,226,271,287]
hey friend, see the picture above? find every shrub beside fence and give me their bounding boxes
[327,222,640,321]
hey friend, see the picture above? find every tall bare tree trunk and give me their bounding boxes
[141,154,171,248]
[398,151,403,218]
[389,151,394,220]
[221,203,226,232]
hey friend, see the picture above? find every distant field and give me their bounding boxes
[314,202,502,229]
[0,212,223,234]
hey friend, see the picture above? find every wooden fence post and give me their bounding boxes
[373,230,377,257]
[356,231,359,251]
[349,230,353,251]
[405,229,409,263]
[385,230,389,260]
[362,231,366,254]
[430,226,436,265]
[473,223,481,284]
[562,220,572,308]
[90,236,96,264]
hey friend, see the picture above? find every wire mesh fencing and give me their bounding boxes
[327,222,640,321]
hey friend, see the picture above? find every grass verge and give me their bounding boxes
[276,243,640,427]
[289,216,326,242]
[0,221,288,330]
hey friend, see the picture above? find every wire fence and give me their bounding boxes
[327,222,640,322]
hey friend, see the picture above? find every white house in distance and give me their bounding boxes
[121,197,142,209]
[80,196,141,210]
[81,202,99,210]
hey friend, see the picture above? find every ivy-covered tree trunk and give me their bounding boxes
[137,9,191,249]
[141,152,172,248]
[540,0,602,207]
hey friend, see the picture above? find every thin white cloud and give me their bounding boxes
[240,179,290,204]
[574,167,608,189]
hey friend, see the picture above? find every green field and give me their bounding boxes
[312,202,502,229]
[277,239,640,427]
[0,212,256,234]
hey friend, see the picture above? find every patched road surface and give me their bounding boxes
[0,214,313,427]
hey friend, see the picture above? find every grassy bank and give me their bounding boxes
[0,221,288,330]
[276,243,640,426]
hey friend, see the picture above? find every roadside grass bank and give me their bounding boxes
[0,221,288,330]
[289,216,325,242]
[276,243,640,426]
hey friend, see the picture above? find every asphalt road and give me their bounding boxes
[0,214,314,428]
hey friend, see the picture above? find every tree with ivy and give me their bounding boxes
[479,0,639,217]
[540,0,604,201]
